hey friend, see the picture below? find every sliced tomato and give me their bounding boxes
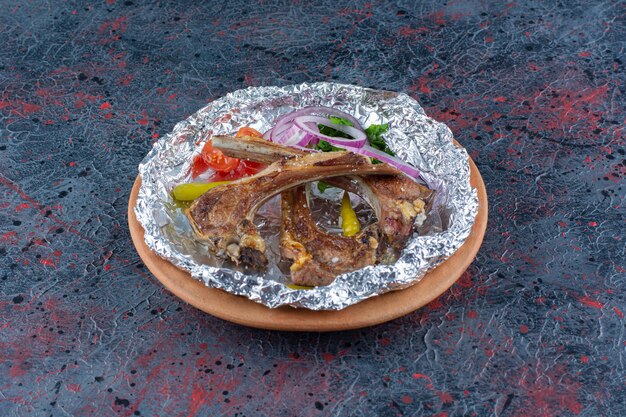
[192,131,267,181]
[238,160,266,175]
[236,126,264,138]
[201,140,239,172]
[210,160,267,181]
[191,154,210,178]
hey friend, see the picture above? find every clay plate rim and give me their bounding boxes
[128,157,487,332]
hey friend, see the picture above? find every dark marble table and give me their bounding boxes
[1,1,624,416]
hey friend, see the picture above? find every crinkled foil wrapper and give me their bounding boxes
[135,82,478,310]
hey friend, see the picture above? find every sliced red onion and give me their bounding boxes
[304,121,321,144]
[272,120,320,146]
[275,123,317,147]
[264,106,419,178]
[269,120,294,142]
[270,106,364,142]
[294,115,367,148]
[280,106,363,129]
[357,145,420,178]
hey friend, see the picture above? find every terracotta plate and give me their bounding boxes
[128,158,487,332]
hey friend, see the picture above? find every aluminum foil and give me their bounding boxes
[135,82,479,310]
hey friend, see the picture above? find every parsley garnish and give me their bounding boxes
[314,139,344,152]
[317,116,353,139]
[317,181,332,193]
[364,123,394,156]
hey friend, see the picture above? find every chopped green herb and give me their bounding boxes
[317,181,332,193]
[314,139,344,152]
[329,116,352,126]
[317,116,353,139]
[365,123,394,156]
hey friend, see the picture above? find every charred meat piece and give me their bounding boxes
[186,150,398,268]
[347,175,430,262]
[281,186,379,286]
[212,135,433,261]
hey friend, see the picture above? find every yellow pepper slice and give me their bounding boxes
[171,181,232,201]
[286,284,314,290]
[341,191,361,237]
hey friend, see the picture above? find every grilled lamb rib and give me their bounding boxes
[186,150,398,268]
[346,175,429,262]
[281,186,379,286]
[212,135,433,261]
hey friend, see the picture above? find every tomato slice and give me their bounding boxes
[191,154,210,178]
[210,160,267,181]
[238,160,266,175]
[236,126,264,138]
[201,140,240,172]
[192,129,267,180]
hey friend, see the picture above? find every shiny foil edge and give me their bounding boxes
[134,82,479,310]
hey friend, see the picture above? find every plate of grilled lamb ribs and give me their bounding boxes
[130,83,487,330]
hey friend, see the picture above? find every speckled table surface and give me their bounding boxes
[1,1,624,416]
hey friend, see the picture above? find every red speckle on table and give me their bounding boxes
[0,100,42,116]
[2,231,18,242]
[66,383,81,392]
[437,391,454,404]
[398,26,429,37]
[41,259,59,269]
[137,110,149,126]
[578,296,604,309]
[99,16,128,35]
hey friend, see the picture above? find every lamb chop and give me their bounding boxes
[212,135,433,262]
[348,175,428,262]
[186,150,398,268]
[281,186,379,286]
